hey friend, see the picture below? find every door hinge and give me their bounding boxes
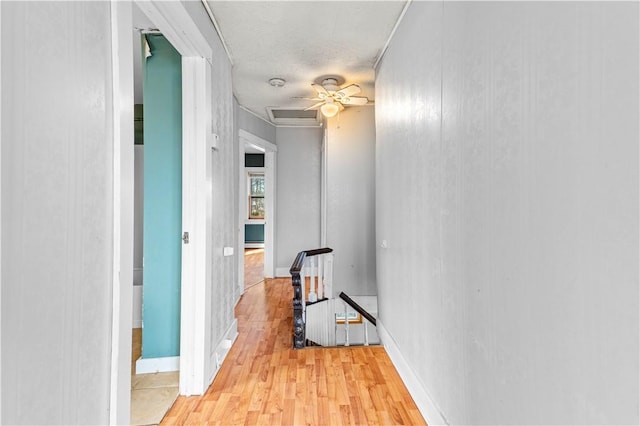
[182,231,190,244]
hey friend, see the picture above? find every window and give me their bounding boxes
[248,172,265,219]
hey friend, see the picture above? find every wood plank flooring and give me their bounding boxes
[244,248,265,290]
[161,278,426,425]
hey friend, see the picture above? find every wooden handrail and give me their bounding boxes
[338,292,377,326]
[289,247,333,274]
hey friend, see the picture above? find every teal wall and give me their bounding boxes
[245,153,264,167]
[245,224,265,243]
[142,35,182,359]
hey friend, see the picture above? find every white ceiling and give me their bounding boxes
[205,1,408,123]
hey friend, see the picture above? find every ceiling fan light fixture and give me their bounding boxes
[321,78,340,92]
[320,103,339,118]
[300,79,367,117]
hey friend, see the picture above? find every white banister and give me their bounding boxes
[308,257,317,302]
[364,321,369,346]
[305,298,337,347]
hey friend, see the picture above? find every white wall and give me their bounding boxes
[326,107,377,296]
[1,2,114,424]
[376,2,638,424]
[239,108,276,144]
[275,127,323,273]
[233,97,242,299]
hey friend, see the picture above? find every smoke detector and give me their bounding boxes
[268,78,286,87]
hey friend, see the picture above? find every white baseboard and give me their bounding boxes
[135,355,180,374]
[244,243,264,249]
[275,267,290,277]
[377,320,448,426]
[208,318,238,383]
[236,284,243,305]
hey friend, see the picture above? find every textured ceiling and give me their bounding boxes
[205,1,407,123]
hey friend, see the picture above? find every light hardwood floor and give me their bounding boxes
[244,248,264,290]
[161,278,426,425]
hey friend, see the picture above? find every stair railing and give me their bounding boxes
[290,247,334,349]
[338,292,377,347]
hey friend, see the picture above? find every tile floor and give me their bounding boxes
[131,328,179,426]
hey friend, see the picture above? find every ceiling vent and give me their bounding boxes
[266,108,321,126]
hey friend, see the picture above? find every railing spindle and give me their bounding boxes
[324,254,333,299]
[344,301,350,347]
[364,321,369,346]
[309,257,317,302]
[300,262,306,309]
[318,256,324,300]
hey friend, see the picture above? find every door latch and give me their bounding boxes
[182,231,190,244]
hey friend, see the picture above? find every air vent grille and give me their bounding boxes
[271,109,318,119]
[267,108,321,126]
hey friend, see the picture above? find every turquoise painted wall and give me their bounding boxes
[245,224,265,243]
[245,153,264,167]
[142,35,182,359]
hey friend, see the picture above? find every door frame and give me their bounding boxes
[109,3,134,424]
[238,129,277,289]
[110,1,214,423]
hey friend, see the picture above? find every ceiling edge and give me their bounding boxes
[201,0,234,65]
[239,105,276,128]
[373,0,413,71]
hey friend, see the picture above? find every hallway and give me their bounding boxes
[161,278,426,425]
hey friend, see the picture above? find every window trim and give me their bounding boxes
[247,171,265,220]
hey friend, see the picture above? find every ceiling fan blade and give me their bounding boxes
[338,103,345,112]
[336,84,361,98]
[340,96,369,106]
[312,83,329,97]
[304,101,325,111]
[292,97,322,101]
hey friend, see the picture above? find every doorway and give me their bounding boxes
[244,155,265,290]
[111,1,217,424]
[238,130,277,294]
[130,12,182,425]
[140,32,182,368]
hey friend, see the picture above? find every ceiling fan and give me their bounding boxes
[298,78,369,118]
